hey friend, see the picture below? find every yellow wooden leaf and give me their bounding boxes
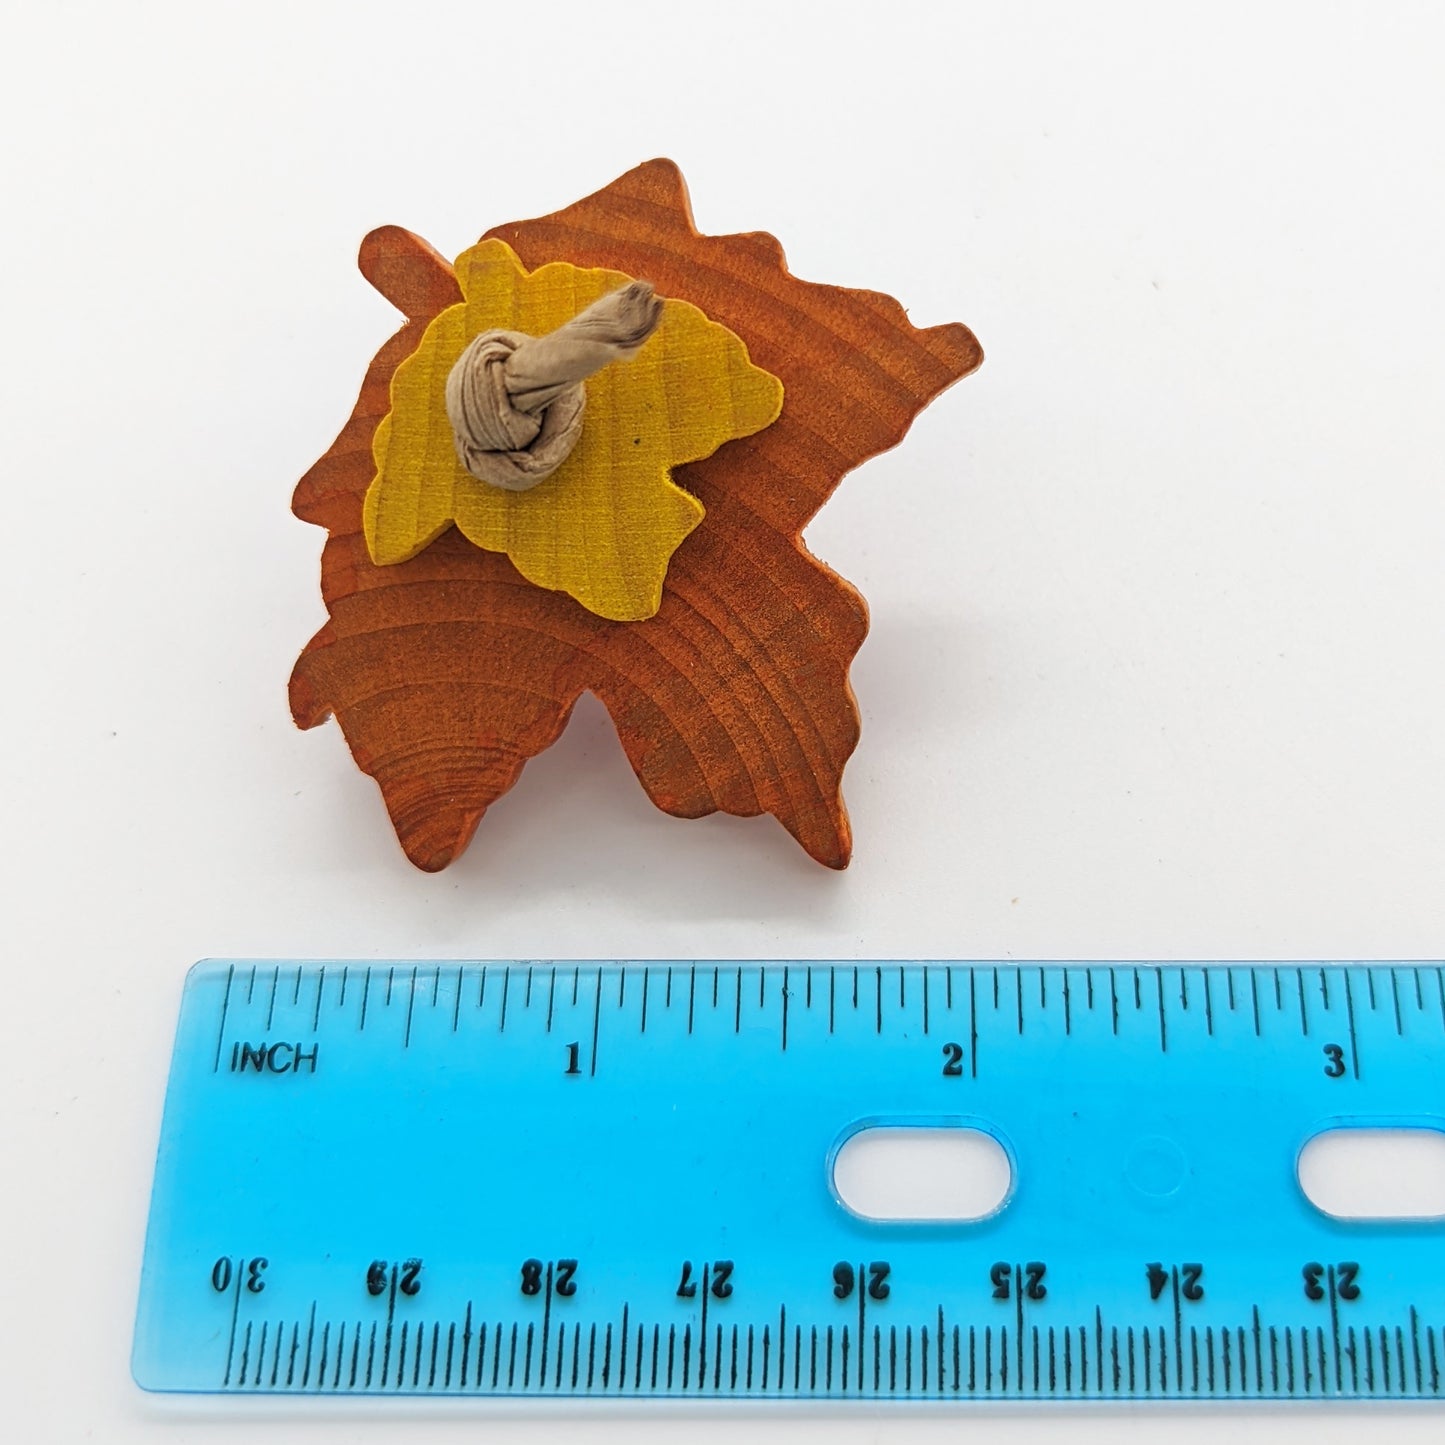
[362,239,784,621]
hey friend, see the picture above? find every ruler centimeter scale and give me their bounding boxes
[134,960,1445,1400]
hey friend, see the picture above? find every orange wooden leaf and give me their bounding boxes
[290,161,982,871]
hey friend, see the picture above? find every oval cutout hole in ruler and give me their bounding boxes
[833,1125,1012,1221]
[1299,1127,1445,1220]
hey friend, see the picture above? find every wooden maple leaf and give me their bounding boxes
[289,160,982,871]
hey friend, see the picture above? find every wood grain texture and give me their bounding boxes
[290,160,982,871]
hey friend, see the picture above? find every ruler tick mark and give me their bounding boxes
[380,1267,398,1386]
[300,1306,315,1386]
[403,966,418,1048]
[499,969,511,1032]
[1172,1268,1184,1392]
[539,1264,553,1386]
[1156,969,1168,1052]
[221,1260,243,1385]
[782,967,790,1051]
[265,967,279,1031]
[546,967,556,1033]
[1344,973,1361,1079]
[213,965,235,1073]
[698,1264,710,1388]
[590,967,602,1076]
[969,969,978,1078]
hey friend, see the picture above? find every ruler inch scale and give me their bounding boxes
[134,960,1445,1401]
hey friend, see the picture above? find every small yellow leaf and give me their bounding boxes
[363,239,783,621]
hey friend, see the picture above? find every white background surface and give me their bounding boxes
[3,0,1444,1439]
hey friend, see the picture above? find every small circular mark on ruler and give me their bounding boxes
[1125,1134,1188,1200]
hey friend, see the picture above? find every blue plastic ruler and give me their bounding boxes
[134,960,1445,1400]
